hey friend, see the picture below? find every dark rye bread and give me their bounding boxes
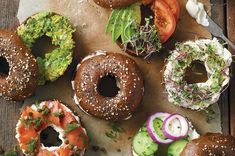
[0,29,38,101]
[181,133,235,156]
[93,0,137,9]
[74,52,144,121]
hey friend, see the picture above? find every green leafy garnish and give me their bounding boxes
[39,106,50,115]
[105,131,117,139]
[108,122,125,133]
[105,122,125,140]
[26,139,37,153]
[123,17,162,58]
[20,117,42,129]
[65,123,79,133]
[53,111,64,117]
[34,100,40,108]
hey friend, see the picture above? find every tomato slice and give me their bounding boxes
[162,0,180,21]
[151,0,176,43]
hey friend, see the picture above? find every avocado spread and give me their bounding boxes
[17,12,75,85]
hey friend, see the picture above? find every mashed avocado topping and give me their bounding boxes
[163,38,232,110]
[17,12,75,85]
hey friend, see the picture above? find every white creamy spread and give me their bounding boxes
[186,0,209,26]
[164,38,232,110]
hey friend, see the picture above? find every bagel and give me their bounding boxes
[17,12,75,85]
[72,51,144,121]
[181,133,235,156]
[163,38,232,110]
[93,0,138,8]
[16,101,89,156]
[0,29,38,101]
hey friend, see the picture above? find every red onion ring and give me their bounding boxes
[162,114,189,140]
[146,112,173,144]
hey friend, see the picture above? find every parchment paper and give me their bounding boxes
[17,0,221,155]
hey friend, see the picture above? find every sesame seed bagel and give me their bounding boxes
[16,101,89,156]
[0,29,38,101]
[73,51,144,121]
[93,0,137,8]
[181,133,235,156]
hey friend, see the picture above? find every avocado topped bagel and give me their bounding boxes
[17,12,75,85]
[102,0,179,58]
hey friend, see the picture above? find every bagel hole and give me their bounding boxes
[40,126,62,147]
[184,61,208,84]
[0,57,9,78]
[32,35,58,58]
[98,74,120,97]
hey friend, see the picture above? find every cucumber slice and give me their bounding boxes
[153,118,166,140]
[167,140,188,156]
[133,131,158,156]
[106,9,119,33]
[112,9,124,42]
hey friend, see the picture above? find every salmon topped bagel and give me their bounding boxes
[16,101,89,156]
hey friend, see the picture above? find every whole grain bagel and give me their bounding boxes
[73,51,144,121]
[181,133,235,156]
[93,0,138,8]
[0,29,38,101]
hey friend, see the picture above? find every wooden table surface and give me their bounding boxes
[0,0,235,153]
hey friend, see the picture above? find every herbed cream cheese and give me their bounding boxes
[164,38,232,110]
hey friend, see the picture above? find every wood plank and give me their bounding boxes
[0,0,21,153]
[211,0,230,135]
[227,0,235,137]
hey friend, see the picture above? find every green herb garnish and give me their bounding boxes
[65,123,79,133]
[105,131,117,139]
[53,111,64,117]
[40,106,50,115]
[20,117,42,129]
[108,122,125,133]
[105,122,125,140]
[26,139,37,153]
[35,100,40,108]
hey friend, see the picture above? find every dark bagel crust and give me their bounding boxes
[93,0,138,8]
[0,29,38,101]
[181,133,235,156]
[74,52,144,121]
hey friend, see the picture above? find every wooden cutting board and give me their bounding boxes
[15,0,222,155]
